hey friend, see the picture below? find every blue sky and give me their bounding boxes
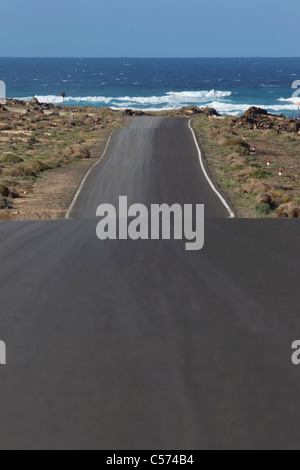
[1,0,299,57]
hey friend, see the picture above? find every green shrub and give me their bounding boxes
[221,137,250,155]
[27,160,53,173]
[252,169,269,179]
[15,143,33,152]
[255,203,271,216]
[1,154,24,164]
[5,164,36,178]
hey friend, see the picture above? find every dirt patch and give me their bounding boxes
[7,134,110,220]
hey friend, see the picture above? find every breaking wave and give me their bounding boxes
[209,101,300,115]
[16,89,300,116]
[278,96,300,103]
[18,90,232,108]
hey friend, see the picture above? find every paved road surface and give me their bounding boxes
[71,117,229,218]
[0,117,299,450]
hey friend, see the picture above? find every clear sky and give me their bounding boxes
[1,0,299,57]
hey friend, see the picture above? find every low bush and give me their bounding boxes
[1,154,24,164]
[3,164,36,178]
[277,203,300,218]
[27,160,54,174]
[255,203,271,217]
[221,137,250,155]
[251,169,269,180]
[0,196,12,209]
[0,184,9,197]
[61,144,91,160]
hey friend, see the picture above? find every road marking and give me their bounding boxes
[189,119,235,219]
[65,132,114,219]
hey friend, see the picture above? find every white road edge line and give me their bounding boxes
[65,132,113,219]
[189,119,235,219]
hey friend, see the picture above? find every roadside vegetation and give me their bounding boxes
[192,110,300,218]
[0,100,299,219]
[0,100,122,215]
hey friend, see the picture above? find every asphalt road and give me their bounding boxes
[0,117,299,450]
[70,117,229,218]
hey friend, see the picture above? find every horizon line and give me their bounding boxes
[0,56,300,60]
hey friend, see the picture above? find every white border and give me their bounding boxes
[65,133,113,219]
[189,119,235,219]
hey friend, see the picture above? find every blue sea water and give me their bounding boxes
[0,57,300,117]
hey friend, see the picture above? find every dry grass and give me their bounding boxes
[221,137,251,156]
[0,103,123,212]
[61,144,91,160]
[192,114,300,218]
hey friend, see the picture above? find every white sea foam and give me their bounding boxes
[112,90,231,107]
[19,95,113,104]
[278,96,300,103]
[209,101,300,115]
[18,90,232,107]
[267,104,300,111]
[166,90,232,100]
[16,89,300,116]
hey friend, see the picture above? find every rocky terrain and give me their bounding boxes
[123,105,221,118]
[231,106,300,134]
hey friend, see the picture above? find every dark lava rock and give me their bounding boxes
[232,107,300,133]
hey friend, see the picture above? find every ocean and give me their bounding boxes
[0,57,300,117]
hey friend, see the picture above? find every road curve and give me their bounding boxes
[70,117,230,219]
[0,118,299,450]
